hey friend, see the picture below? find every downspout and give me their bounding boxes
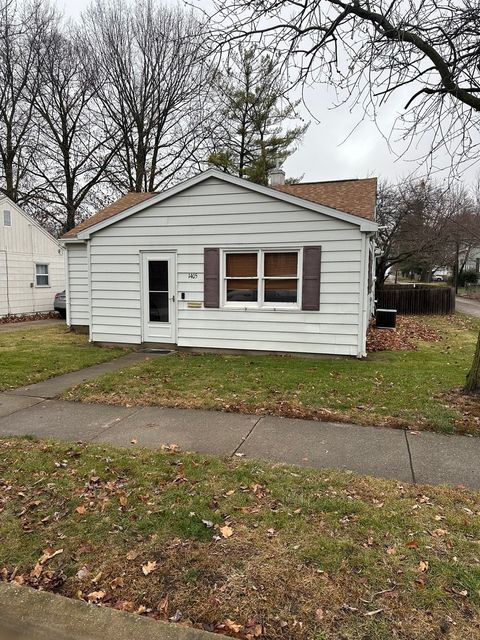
[0,250,11,315]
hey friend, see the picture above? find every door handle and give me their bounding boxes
[171,295,175,302]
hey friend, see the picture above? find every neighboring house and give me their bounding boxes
[432,246,480,282]
[0,196,65,317]
[61,169,377,357]
[462,246,480,279]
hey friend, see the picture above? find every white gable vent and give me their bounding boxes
[3,210,11,226]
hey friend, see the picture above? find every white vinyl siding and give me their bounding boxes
[0,199,64,316]
[66,243,89,326]
[86,177,367,356]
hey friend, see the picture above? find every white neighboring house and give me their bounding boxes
[0,196,65,317]
[61,169,377,357]
[462,246,480,279]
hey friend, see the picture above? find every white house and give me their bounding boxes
[0,196,65,317]
[61,169,377,357]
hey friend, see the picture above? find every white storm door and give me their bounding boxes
[142,253,176,343]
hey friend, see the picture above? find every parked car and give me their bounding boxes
[432,275,444,282]
[54,290,66,318]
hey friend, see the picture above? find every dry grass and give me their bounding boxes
[1,437,480,639]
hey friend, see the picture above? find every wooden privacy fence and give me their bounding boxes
[376,285,456,315]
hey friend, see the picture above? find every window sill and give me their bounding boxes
[220,305,313,313]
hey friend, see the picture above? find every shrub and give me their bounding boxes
[459,269,479,287]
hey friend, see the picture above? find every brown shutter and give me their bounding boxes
[302,246,321,311]
[204,248,220,308]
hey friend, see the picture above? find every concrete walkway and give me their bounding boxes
[456,296,480,318]
[1,355,479,489]
[0,582,224,640]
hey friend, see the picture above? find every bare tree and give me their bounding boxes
[80,0,212,194]
[0,0,54,204]
[376,179,478,285]
[30,23,119,233]
[207,0,480,175]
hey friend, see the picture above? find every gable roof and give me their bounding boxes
[275,178,376,221]
[62,192,156,238]
[62,169,377,241]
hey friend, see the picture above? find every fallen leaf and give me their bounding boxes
[30,563,43,579]
[76,567,89,580]
[386,546,397,555]
[142,561,157,576]
[75,506,87,515]
[220,525,233,539]
[364,608,383,617]
[91,571,103,584]
[223,619,242,633]
[126,550,139,561]
[418,560,429,573]
[202,519,214,528]
[110,576,124,589]
[406,540,419,549]
[169,610,182,622]
[87,590,105,603]
[315,608,324,622]
[39,548,64,565]
[157,595,169,617]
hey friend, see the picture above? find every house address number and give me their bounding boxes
[188,272,198,279]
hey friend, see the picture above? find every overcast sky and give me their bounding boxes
[60,0,477,188]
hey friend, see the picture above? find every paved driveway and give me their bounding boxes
[0,319,64,332]
[456,296,480,318]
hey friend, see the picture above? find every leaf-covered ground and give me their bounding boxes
[1,438,480,639]
[64,315,480,435]
[0,326,128,391]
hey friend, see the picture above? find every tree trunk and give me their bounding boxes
[465,330,480,393]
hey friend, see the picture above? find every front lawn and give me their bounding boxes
[0,326,128,390]
[64,315,480,435]
[1,438,479,639]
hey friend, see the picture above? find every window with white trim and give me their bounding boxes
[224,250,300,307]
[3,210,11,226]
[35,263,49,287]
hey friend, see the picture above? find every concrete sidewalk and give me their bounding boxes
[1,396,479,488]
[1,355,479,489]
